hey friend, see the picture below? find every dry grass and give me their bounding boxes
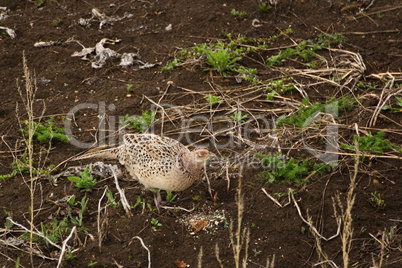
[16,54,41,264]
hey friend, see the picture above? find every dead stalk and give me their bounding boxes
[97,187,109,250]
[228,166,250,268]
[341,128,359,268]
[197,246,203,268]
[132,236,151,268]
[56,226,76,268]
[265,255,276,268]
[291,194,341,241]
[16,54,40,265]
[109,164,132,216]
[215,243,224,268]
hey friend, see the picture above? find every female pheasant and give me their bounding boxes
[73,134,210,192]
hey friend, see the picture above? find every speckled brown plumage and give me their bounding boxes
[73,134,210,191]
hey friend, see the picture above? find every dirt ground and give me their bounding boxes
[0,0,402,267]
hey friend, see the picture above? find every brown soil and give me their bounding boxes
[1,0,402,267]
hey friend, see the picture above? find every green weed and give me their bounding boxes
[258,3,272,12]
[67,165,97,192]
[165,191,178,202]
[67,195,88,227]
[206,94,224,106]
[205,47,242,75]
[0,151,54,180]
[161,58,182,72]
[162,36,257,76]
[131,196,155,211]
[33,0,44,8]
[342,131,401,155]
[266,78,296,99]
[357,81,378,90]
[267,33,347,67]
[382,96,402,112]
[65,195,77,206]
[277,96,354,127]
[369,191,386,208]
[230,9,247,19]
[230,111,248,124]
[106,190,119,207]
[256,153,332,185]
[126,83,134,92]
[21,217,70,245]
[41,217,69,245]
[267,41,317,67]
[151,218,162,230]
[121,110,156,132]
[64,252,75,261]
[316,33,348,48]
[51,17,63,27]
[21,116,69,144]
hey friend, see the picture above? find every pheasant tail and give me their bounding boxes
[72,147,120,161]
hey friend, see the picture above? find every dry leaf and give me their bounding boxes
[190,219,207,233]
[175,260,187,268]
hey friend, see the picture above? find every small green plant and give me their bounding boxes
[106,190,119,207]
[41,217,70,245]
[67,165,97,192]
[121,110,156,132]
[205,48,242,75]
[67,196,88,227]
[162,35,265,76]
[150,218,162,230]
[266,78,296,99]
[161,58,182,72]
[267,33,347,67]
[376,12,384,19]
[3,210,13,229]
[357,81,378,90]
[64,252,75,261]
[274,192,286,198]
[278,96,354,127]
[165,191,178,202]
[230,111,248,124]
[33,0,44,8]
[65,195,77,206]
[192,195,200,201]
[51,17,63,27]
[383,96,402,112]
[252,249,262,255]
[205,94,224,106]
[258,3,272,12]
[126,83,133,92]
[131,196,155,211]
[88,262,98,267]
[369,191,386,208]
[0,151,54,180]
[267,41,317,67]
[342,131,401,155]
[131,196,145,210]
[15,256,21,267]
[21,116,69,144]
[230,9,247,19]
[316,33,348,48]
[21,217,70,245]
[256,153,332,185]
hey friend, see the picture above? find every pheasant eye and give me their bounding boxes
[197,151,209,158]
